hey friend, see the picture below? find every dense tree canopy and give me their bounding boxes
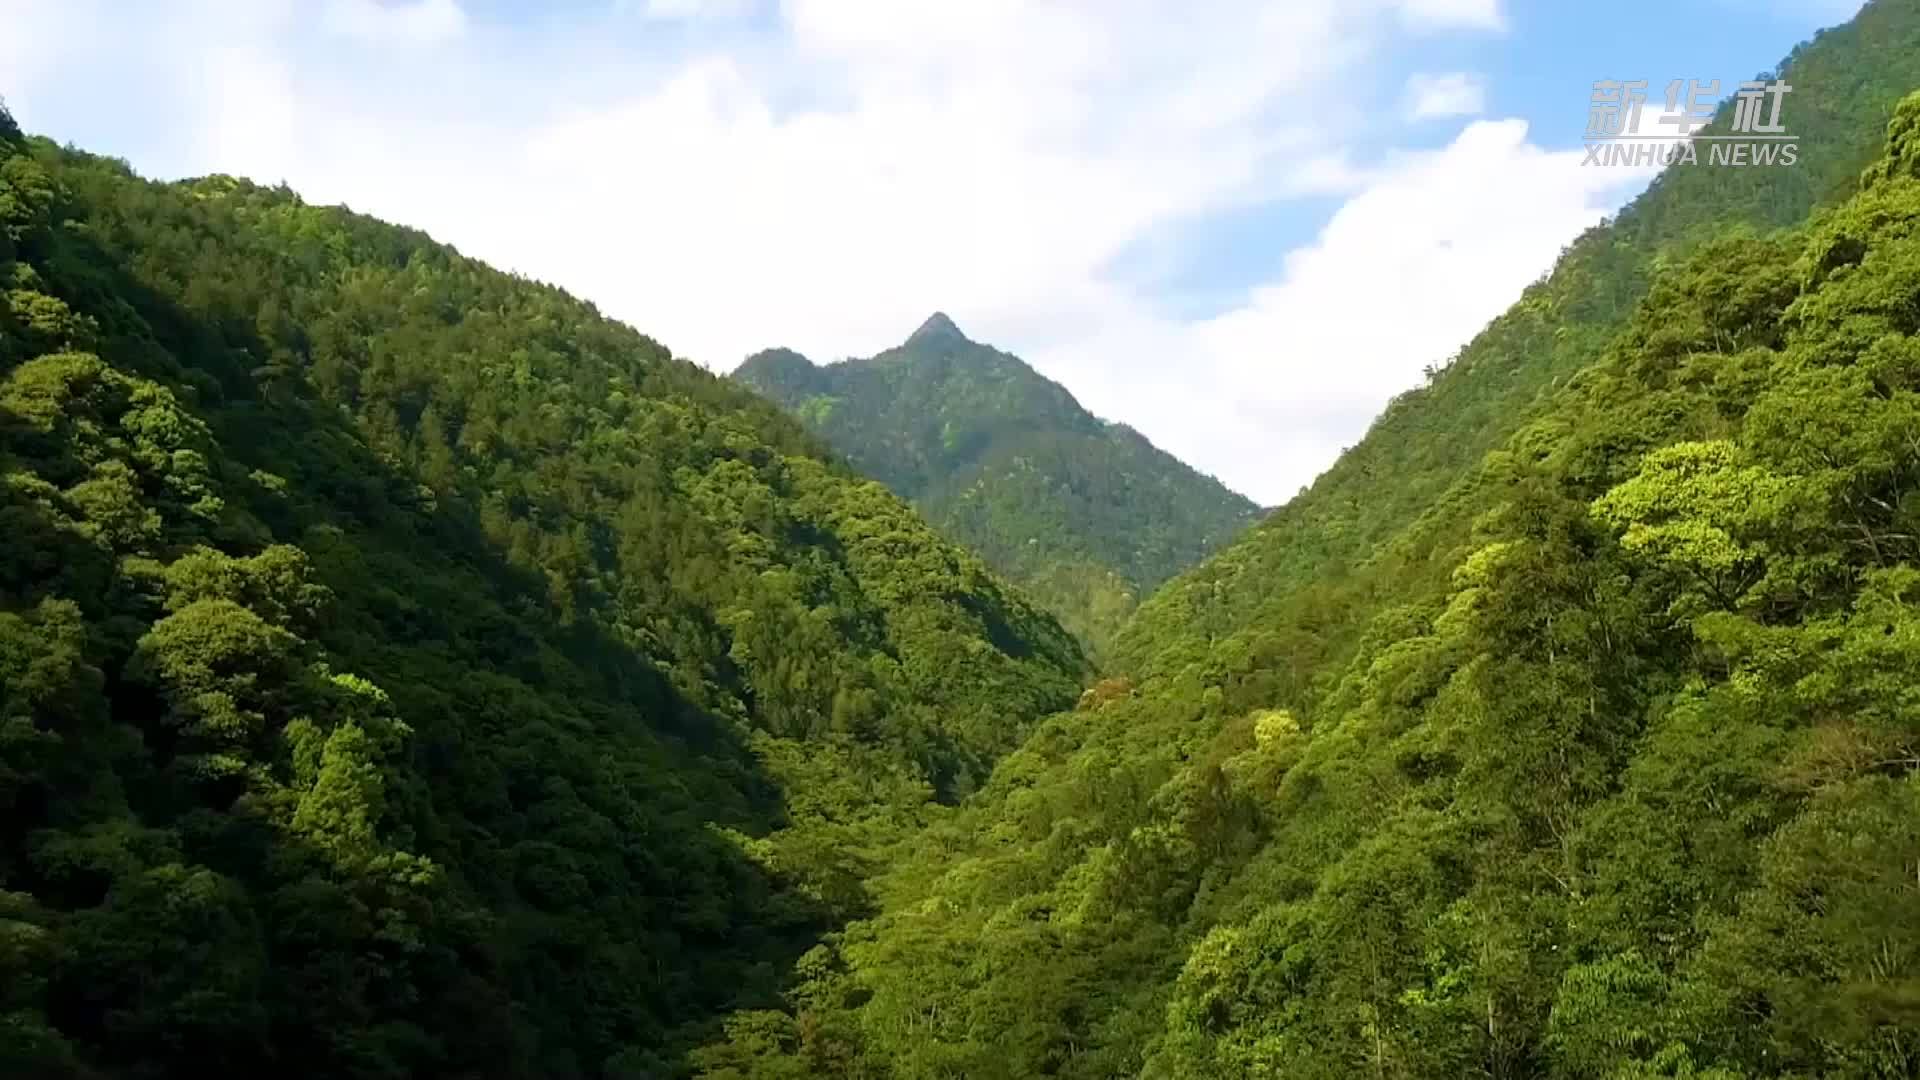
[691,9,1920,1077]
[0,101,1084,1078]
[10,1,1920,1076]
[734,314,1258,660]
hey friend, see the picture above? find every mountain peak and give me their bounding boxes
[906,311,968,347]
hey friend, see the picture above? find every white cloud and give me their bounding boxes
[1031,120,1655,503]
[638,0,753,20]
[195,42,299,182]
[391,0,1461,376]
[0,0,1663,507]
[1398,0,1506,31]
[322,0,467,45]
[1405,71,1487,118]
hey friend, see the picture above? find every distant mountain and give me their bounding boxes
[734,315,1259,657]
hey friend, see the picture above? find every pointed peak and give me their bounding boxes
[906,311,968,347]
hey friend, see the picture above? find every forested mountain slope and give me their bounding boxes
[1116,0,1920,682]
[691,15,1920,1080]
[734,315,1258,658]
[0,105,1086,1079]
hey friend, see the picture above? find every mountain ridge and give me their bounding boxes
[8,1,1920,1075]
[692,4,1920,1075]
[0,109,1087,1078]
[734,319,1258,658]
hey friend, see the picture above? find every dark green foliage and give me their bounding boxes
[0,120,1084,1078]
[11,3,1920,1077]
[734,315,1258,659]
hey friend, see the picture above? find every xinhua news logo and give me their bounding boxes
[1583,78,1798,168]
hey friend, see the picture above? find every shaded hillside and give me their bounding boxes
[0,110,1085,1078]
[735,315,1258,658]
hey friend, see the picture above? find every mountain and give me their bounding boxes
[1115,0,1920,677]
[691,6,1920,1077]
[0,109,1087,1077]
[733,315,1259,658]
[14,1,1920,1076]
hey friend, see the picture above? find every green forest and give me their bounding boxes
[7,0,1920,1077]
[733,315,1258,659]
[0,100,1086,1076]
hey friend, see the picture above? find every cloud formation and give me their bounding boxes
[3,0,1661,504]
[322,0,467,44]
[1030,120,1655,503]
[1406,72,1489,119]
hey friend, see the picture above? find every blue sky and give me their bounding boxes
[0,0,1869,504]
[1127,0,1861,323]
